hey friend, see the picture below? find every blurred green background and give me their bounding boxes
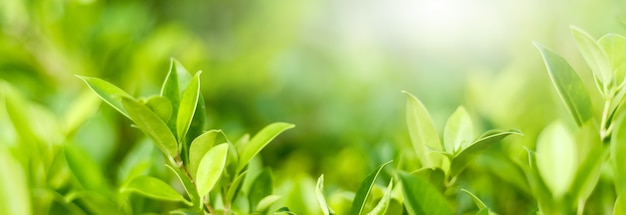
[1,0,626,213]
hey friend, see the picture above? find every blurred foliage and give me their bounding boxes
[3,0,626,214]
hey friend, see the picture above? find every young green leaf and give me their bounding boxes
[166,164,201,208]
[144,96,173,123]
[77,76,132,119]
[402,91,443,169]
[257,195,282,213]
[122,97,179,158]
[0,146,31,215]
[450,129,521,176]
[249,168,273,212]
[599,33,626,86]
[612,114,626,196]
[225,170,247,205]
[196,143,229,198]
[461,189,490,212]
[398,171,453,215]
[366,181,393,215]
[236,122,295,172]
[161,59,193,131]
[188,130,223,177]
[571,26,612,95]
[443,106,474,154]
[121,176,191,205]
[535,42,593,126]
[177,71,202,141]
[350,160,393,215]
[536,121,577,199]
[316,174,333,215]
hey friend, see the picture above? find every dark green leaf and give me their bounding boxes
[121,176,191,205]
[77,76,132,119]
[122,97,178,158]
[402,91,443,168]
[534,42,593,126]
[350,160,393,215]
[236,122,295,172]
[450,129,521,176]
[398,171,453,215]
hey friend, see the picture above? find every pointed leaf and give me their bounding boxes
[196,143,229,197]
[402,91,442,168]
[257,195,282,213]
[166,164,201,207]
[366,181,393,215]
[189,130,223,177]
[121,176,191,205]
[122,97,178,158]
[536,121,577,199]
[398,171,453,215]
[599,33,626,86]
[571,26,612,93]
[350,160,393,215]
[236,122,295,172]
[535,42,593,126]
[443,106,473,154]
[177,71,202,141]
[316,174,333,215]
[144,96,172,123]
[77,76,132,119]
[461,189,488,210]
[161,59,193,131]
[450,129,522,176]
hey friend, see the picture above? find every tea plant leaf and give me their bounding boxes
[249,168,273,212]
[461,189,490,213]
[398,171,453,215]
[524,149,558,214]
[63,90,101,135]
[536,121,577,199]
[257,195,282,213]
[189,130,223,177]
[166,164,201,207]
[65,145,104,191]
[571,26,612,94]
[77,76,132,119]
[443,106,473,154]
[196,143,229,198]
[161,59,193,131]
[450,129,521,176]
[144,96,173,123]
[0,146,31,215]
[366,181,393,215]
[121,176,191,205]
[570,122,603,205]
[122,97,179,158]
[316,174,333,215]
[177,71,202,141]
[350,160,393,215]
[612,114,626,196]
[535,42,593,126]
[599,33,626,86]
[236,122,295,172]
[402,91,442,168]
[225,170,247,205]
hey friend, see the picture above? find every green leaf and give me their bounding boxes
[536,121,577,199]
[615,196,626,215]
[571,26,612,94]
[398,171,453,215]
[535,42,594,126]
[257,195,282,213]
[144,96,173,123]
[65,145,104,190]
[570,122,603,205]
[524,149,557,214]
[249,168,273,212]
[166,164,201,208]
[225,170,247,205]
[350,160,393,215]
[450,129,522,176]
[366,181,393,215]
[196,143,229,198]
[612,114,626,196]
[121,176,191,205]
[236,122,295,172]
[316,174,333,215]
[177,71,202,141]
[161,59,193,132]
[62,90,101,135]
[461,189,488,210]
[0,146,31,215]
[443,106,474,154]
[188,130,223,177]
[599,33,626,86]
[402,91,442,168]
[122,97,178,158]
[77,76,132,119]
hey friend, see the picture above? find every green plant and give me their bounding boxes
[78,59,294,214]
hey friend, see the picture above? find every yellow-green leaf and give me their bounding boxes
[121,175,191,205]
[196,143,229,198]
[402,91,442,169]
[177,71,202,141]
[122,97,178,158]
[236,122,294,172]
